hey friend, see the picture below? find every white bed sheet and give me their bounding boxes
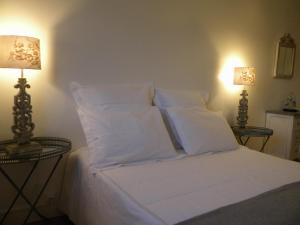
[60,147,300,225]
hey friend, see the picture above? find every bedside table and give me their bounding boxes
[265,110,300,160]
[231,126,273,152]
[0,137,71,225]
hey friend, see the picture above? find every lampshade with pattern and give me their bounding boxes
[234,67,256,86]
[0,35,41,70]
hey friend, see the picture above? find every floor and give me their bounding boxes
[27,216,74,225]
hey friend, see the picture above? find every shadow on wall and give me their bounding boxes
[51,0,219,148]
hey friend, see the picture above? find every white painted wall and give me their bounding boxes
[0,0,299,221]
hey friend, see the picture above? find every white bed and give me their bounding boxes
[60,146,300,225]
[62,83,300,224]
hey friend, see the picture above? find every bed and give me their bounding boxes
[60,146,300,225]
[60,83,300,225]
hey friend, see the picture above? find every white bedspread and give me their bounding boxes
[60,146,300,225]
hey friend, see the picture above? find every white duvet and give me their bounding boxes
[60,146,300,225]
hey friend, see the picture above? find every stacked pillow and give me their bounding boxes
[154,88,208,149]
[71,82,154,107]
[154,88,238,155]
[154,88,209,108]
[166,107,238,155]
[71,82,239,169]
[71,82,177,168]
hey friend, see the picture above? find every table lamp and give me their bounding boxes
[234,67,256,128]
[0,35,41,155]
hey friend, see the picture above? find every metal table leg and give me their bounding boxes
[22,155,62,225]
[238,135,271,152]
[238,136,250,146]
[243,137,250,146]
[0,161,46,225]
[260,135,271,152]
[0,155,62,225]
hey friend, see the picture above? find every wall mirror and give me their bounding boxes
[274,33,296,79]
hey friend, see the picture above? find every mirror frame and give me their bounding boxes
[274,33,296,79]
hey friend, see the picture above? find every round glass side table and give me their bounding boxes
[231,126,273,152]
[0,137,71,225]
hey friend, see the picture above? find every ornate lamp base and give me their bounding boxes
[6,142,42,156]
[237,89,249,128]
[7,70,40,155]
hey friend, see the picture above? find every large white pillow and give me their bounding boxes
[70,82,154,109]
[154,88,208,149]
[78,105,177,168]
[154,88,209,108]
[166,107,238,155]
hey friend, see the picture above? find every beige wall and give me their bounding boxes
[0,0,299,220]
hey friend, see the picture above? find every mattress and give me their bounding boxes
[60,146,300,225]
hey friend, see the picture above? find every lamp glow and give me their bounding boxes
[218,55,245,93]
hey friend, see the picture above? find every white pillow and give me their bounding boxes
[166,107,238,155]
[70,82,154,109]
[154,88,209,108]
[154,88,208,149]
[78,105,177,168]
[159,108,184,150]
